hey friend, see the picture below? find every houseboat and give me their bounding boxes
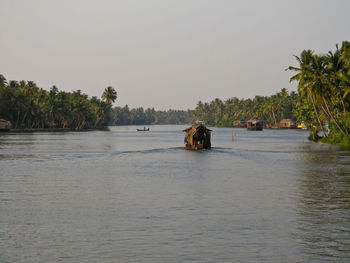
[183,122,211,150]
[279,119,297,129]
[247,119,263,131]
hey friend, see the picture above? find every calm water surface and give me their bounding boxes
[0,125,349,262]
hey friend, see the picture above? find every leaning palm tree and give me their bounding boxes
[341,74,350,100]
[326,48,346,113]
[287,50,327,136]
[320,49,350,139]
[262,99,278,127]
[289,49,350,139]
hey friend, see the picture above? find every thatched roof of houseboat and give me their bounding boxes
[183,123,211,136]
[247,119,262,124]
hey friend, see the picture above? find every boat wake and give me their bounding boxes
[110,147,184,156]
[5,146,237,163]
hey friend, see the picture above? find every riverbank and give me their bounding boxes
[3,127,110,132]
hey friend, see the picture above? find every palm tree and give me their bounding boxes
[21,81,38,127]
[289,49,350,139]
[339,41,350,100]
[263,99,278,127]
[316,50,350,139]
[340,41,350,69]
[326,48,347,113]
[287,50,328,136]
[102,86,117,106]
[0,74,7,87]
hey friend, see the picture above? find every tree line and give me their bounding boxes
[193,89,299,127]
[0,74,307,130]
[109,89,300,127]
[0,74,117,129]
[287,41,350,145]
[0,74,193,129]
[109,106,193,125]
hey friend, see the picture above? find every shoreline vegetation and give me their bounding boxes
[3,127,110,133]
[0,76,117,131]
[287,41,350,146]
[1,41,349,146]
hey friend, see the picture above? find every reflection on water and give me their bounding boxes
[0,126,349,262]
[296,144,350,262]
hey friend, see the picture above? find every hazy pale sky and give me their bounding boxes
[1,0,349,109]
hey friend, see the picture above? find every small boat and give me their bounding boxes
[137,127,150,131]
[297,122,308,130]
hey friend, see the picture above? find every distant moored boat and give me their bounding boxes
[247,119,263,131]
[279,119,297,129]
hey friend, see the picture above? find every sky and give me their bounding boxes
[1,0,350,110]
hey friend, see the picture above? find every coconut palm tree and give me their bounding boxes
[289,48,350,139]
[316,50,350,139]
[326,48,346,110]
[102,86,117,106]
[287,50,327,136]
[338,41,350,101]
[0,74,7,87]
[21,81,39,126]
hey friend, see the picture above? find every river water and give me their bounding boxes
[0,125,349,263]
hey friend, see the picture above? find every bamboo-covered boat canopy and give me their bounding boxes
[183,121,211,150]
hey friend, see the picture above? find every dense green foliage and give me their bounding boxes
[193,88,299,127]
[109,88,300,127]
[0,74,117,129]
[109,106,194,125]
[0,74,193,128]
[288,41,350,145]
[0,73,299,129]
